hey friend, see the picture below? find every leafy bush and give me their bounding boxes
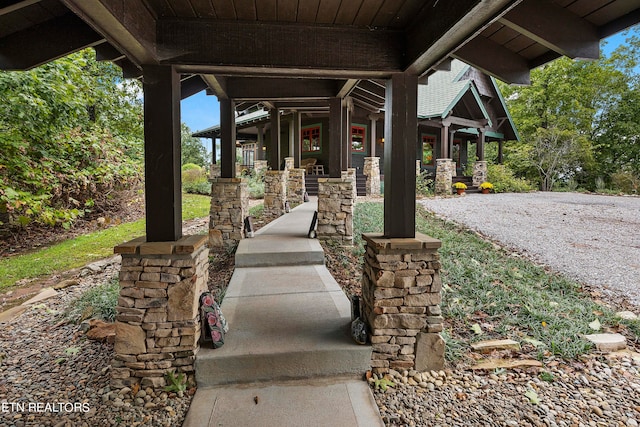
[415,171,434,197]
[611,170,639,194]
[244,169,265,199]
[182,165,210,195]
[487,164,535,193]
[64,277,119,323]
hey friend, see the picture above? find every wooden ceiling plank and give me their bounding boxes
[334,0,362,25]
[210,0,236,19]
[170,0,197,17]
[352,0,383,26]
[296,0,319,23]
[141,0,173,18]
[452,35,530,85]
[157,19,403,74]
[234,0,256,20]
[0,0,41,17]
[371,0,404,27]
[0,12,104,70]
[500,0,600,59]
[189,0,216,18]
[277,0,298,22]
[503,34,536,54]
[256,0,277,20]
[598,6,640,37]
[315,0,340,24]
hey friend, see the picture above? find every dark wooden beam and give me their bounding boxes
[201,74,228,99]
[142,65,182,242]
[175,64,392,79]
[500,0,599,60]
[328,98,342,178]
[220,98,237,178]
[269,109,281,170]
[157,19,403,74]
[453,36,530,85]
[180,75,207,99]
[443,116,489,129]
[94,42,125,62]
[0,13,104,70]
[384,73,418,238]
[337,79,359,98]
[0,0,40,16]
[405,0,519,76]
[62,0,156,66]
[116,58,142,79]
[599,7,640,39]
[226,78,341,100]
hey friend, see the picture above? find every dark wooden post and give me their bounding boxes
[498,139,504,164]
[384,73,418,238]
[269,108,281,170]
[370,117,377,157]
[142,65,182,242]
[220,98,236,178]
[256,125,264,160]
[440,124,449,159]
[328,97,342,178]
[292,112,301,168]
[342,99,351,169]
[476,129,486,161]
[211,138,217,165]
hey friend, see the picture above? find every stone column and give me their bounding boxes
[253,160,268,175]
[210,164,221,178]
[472,160,488,187]
[264,170,288,220]
[284,157,295,171]
[317,177,354,244]
[287,168,306,206]
[342,168,357,201]
[209,177,248,248]
[112,235,209,389]
[363,157,380,196]
[416,160,421,177]
[361,233,444,375]
[435,159,455,196]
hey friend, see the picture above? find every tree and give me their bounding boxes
[181,123,209,168]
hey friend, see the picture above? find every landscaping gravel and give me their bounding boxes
[419,192,640,309]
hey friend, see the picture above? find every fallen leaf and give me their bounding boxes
[588,319,601,331]
[471,323,483,335]
[522,337,546,348]
[525,389,540,405]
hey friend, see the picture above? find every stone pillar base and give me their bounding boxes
[210,164,221,178]
[253,160,268,175]
[363,157,380,196]
[342,168,357,201]
[435,159,455,196]
[472,161,488,187]
[361,233,444,375]
[264,170,288,220]
[112,235,209,389]
[209,178,248,249]
[287,168,306,206]
[317,178,354,244]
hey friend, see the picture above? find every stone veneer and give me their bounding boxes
[287,168,306,206]
[363,157,380,196]
[435,158,455,196]
[264,170,288,220]
[210,164,221,178]
[472,160,488,187]
[361,233,445,374]
[341,168,358,201]
[284,157,295,171]
[209,177,248,248]
[317,177,354,244]
[112,235,209,389]
[253,160,268,175]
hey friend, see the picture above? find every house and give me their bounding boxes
[193,60,518,193]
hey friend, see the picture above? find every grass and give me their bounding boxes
[63,277,120,323]
[352,201,640,360]
[0,194,211,291]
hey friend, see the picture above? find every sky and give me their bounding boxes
[179,26,637,153]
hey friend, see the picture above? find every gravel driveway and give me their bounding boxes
[419,192,640,309]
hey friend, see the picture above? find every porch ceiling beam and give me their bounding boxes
[116,58,142,79]
[0,13,104,70]
[273,101,330,109]
[156,19,403,75]
[61,0,156,66]
[443,116,489,129]
[0,0,40,16]
[405,0,521,76]
[94,42,126,62]
[336,79,359,98]
[180,75,207,99]
[452,36,530,85]
[201,74,228,99]
[599,7,640,38]
[225,78,341,100]
[499,0,599,60]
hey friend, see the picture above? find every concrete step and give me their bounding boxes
[195,265,372,387]
[183,377,383,427]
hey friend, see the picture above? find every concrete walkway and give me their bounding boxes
[183,198,383,427]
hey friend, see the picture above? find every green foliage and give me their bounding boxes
[487,164,534,193]
[181,123,209,167]
[249,203,264,217]
[243,169,265,199]
[415,171,434,197]
[164,371,187,393]
[64,277,119,323]
[0,49,143,228]
[182,165,210,195]
[610,169,639,193]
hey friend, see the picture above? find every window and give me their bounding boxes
[351,125,366,152]
[242,143,255,167]
[422,134,436,166]
[452,139,462,168]
[302,126,321,152]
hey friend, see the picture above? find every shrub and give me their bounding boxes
[611,170,639,194]
[64,277,119,323]
[244,169,265,199]
[487,164,534,193]
[416,171,434,197]
[182,165,210,195]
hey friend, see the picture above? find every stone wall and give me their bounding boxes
[341,168,358,201]
[112,235,209,389]
[317,178,354,244]
[287,168,306,206]
[435,159,455,196]
[363,157,380,196]
[253,160,268,175]
[210,164,221,178]
[472,160,488,187]
[209,178,248,249]
[264,170,288,220]
[360,233,445,375]
[284,157,295,171]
